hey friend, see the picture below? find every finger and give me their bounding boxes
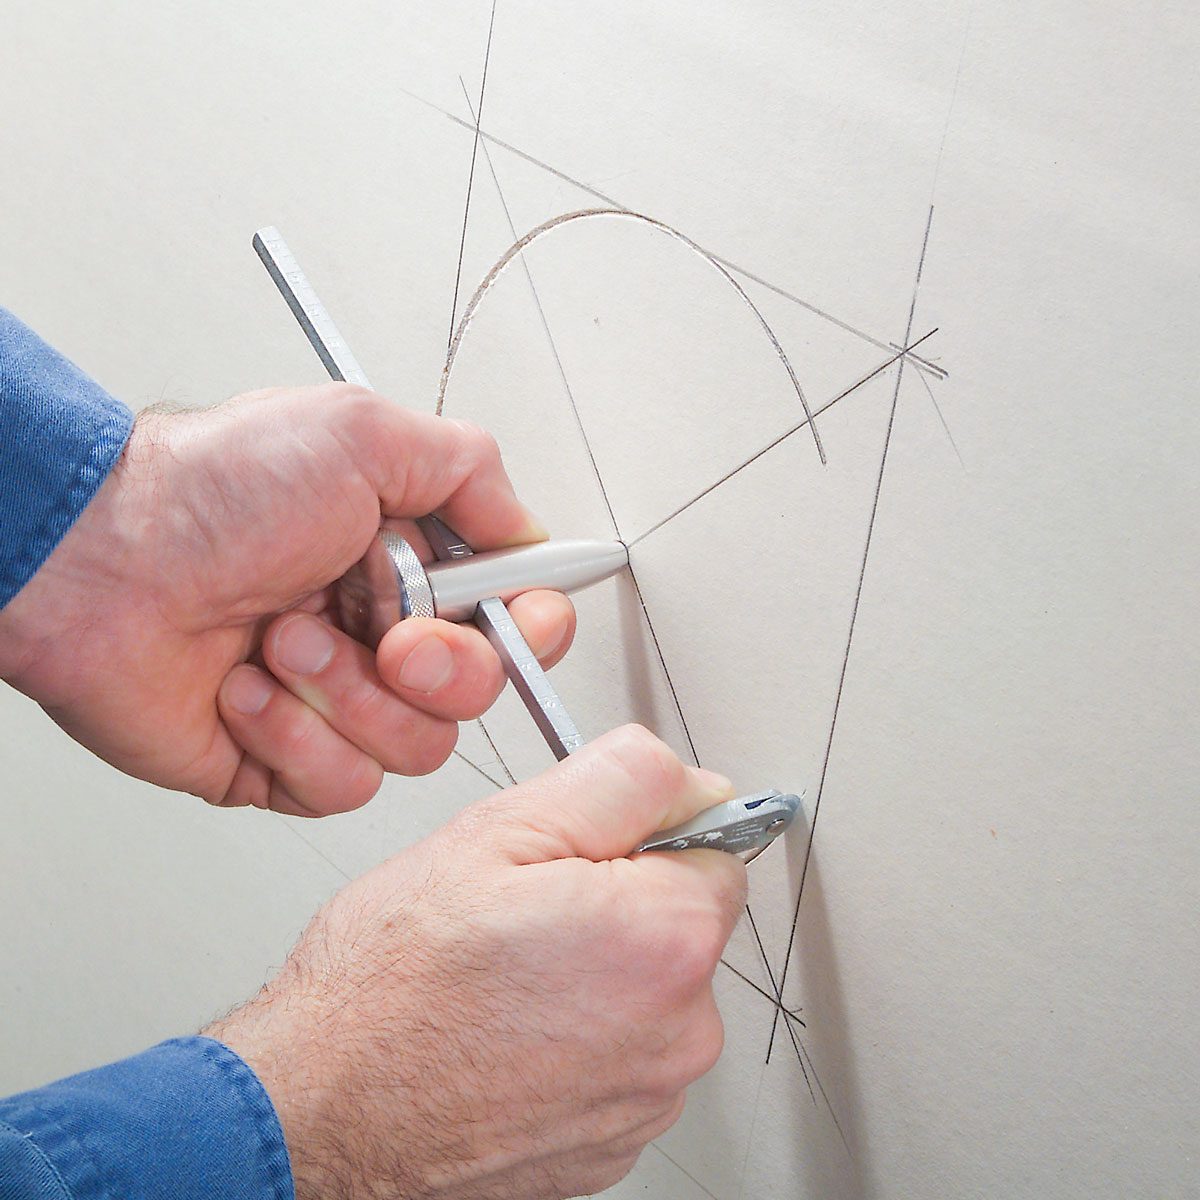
[374,616,504,720]
[217,663,384,816]
[213,752,272,810]
[265,612,478,752]
[469,725,737,864]
[635,849,749,939]
[374,593,574,719]
[505,589,576,668]
[330,391,547,550]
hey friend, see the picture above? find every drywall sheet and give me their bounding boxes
[1,3,1197,1198]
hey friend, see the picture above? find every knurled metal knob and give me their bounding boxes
[337,528,434,648]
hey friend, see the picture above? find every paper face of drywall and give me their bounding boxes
[1,2,1197,1197]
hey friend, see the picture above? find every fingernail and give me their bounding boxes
[692,767,735,797]
[495,503,550,547]
[274,615,334,676]
[226,666,272,716]
[521,507,550,542]
[398,635,455,693]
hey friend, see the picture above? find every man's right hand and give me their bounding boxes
[207,725,748,1200]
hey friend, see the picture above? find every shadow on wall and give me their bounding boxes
[791,835,879,1200]
[616,569,685,746]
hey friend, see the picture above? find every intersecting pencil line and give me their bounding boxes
[745,906,796,1023]
[446,0,498,349]
[746,914,813,1096]
[745,906,814,1096]
[626,327,938,551]
[444,4,521,791]
[453,748,507,790]
[475,719,517,786]
[906,350,966,471]
[444,29,881,1129]
[395,83,948,381]
[766,204,937,1064]
[460,81,707,771]
[719,960,805,1026]
[459,78,622,540]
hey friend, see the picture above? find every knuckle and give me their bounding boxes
[639,1058,688,1103]
[327,381,377,413]
[275,706,324,760]
[659,1013,725,1092]
[446,419,503,480]
[451,418,501,458]
[708,860,749,931]
[691,1011,726,1077]
[344,754,384,807]
[630,1092,687,1139]
[337,673,393,729]
[724,858,750,911]
[602,724,685,797]
[661,1091,688,1132]
[326,386,390,449]
[671,924,723,995]
[587,1152,642,1194]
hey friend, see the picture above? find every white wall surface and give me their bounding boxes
[2,3,1197,1197]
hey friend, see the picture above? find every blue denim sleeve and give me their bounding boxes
[0,306,134,609]
[0,1037,294,1200]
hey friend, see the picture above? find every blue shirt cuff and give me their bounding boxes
[0,306,134,609]
[0,1037,294,1200]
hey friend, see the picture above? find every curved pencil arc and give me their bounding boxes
[436,207,827,466]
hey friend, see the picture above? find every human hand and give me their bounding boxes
[0,385,575,813]
[207,725,746,1200]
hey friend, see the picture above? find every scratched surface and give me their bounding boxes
[1,2,1198,1197]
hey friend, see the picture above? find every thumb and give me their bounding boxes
[467,725,736,865]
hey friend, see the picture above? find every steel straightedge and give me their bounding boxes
[252,226,584,760]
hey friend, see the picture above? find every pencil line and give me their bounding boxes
[930,13,972,199]
[646,1143,721,1200]
[396,83,948,380]
[734,1064,773,1200]
[452,748,506,790]
[719,959,805,1025]
[437,206,826,467]
[442,9,519,793]
[798,1037,853,1156]
[459,79,621,539]
[274,816,352,881]
[626,562,701,768]
[745,906,813,1091]
[767,204,936,1063]
[779,997,816,1101]
[477,717,517,786]
[912,358,966,470]
[626,328,938,550]
[445,0,498,350]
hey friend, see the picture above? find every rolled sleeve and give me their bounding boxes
[0,1037,294,1200]
[0,306,134,609]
